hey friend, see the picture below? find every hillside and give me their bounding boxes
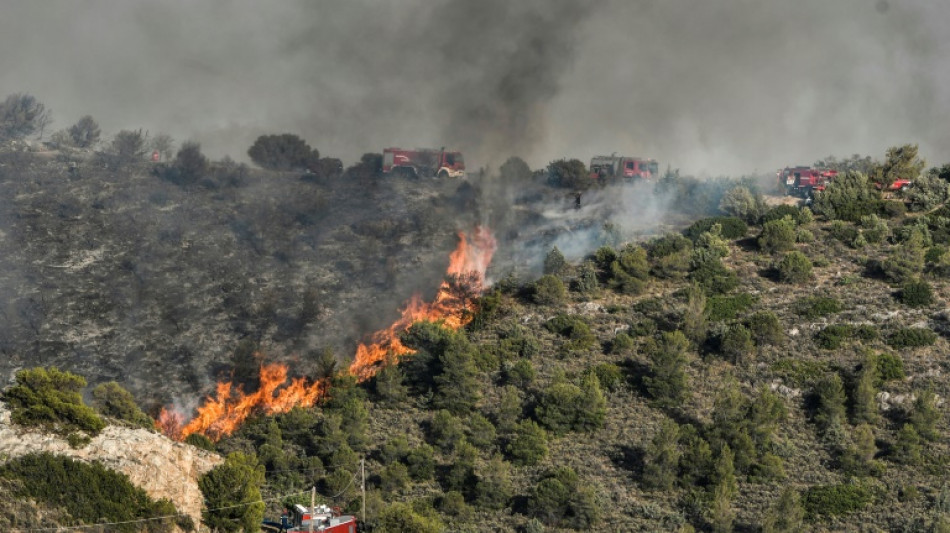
[3,145,950,532]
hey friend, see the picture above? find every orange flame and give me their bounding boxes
[349,226,496,381]
[159,227,496,441]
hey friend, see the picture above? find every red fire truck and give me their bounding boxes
[589,155,658,180]
[262,504,358,533]
[382,147,466,178]
[777,166,838,197]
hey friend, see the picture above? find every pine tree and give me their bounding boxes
[644,331,691,408]
[434,343,481,414]
[576,373,607,432]
[643,419,681,491]
[762,487,805,533]
[851,356,879,425]
[543,246,568,275]
[910,385,940,441]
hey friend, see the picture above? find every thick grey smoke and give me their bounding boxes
[1,1,948,175]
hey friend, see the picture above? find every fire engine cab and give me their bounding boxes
[778,166,838,197]
[382,147,465,178]
[262,504,358,533]
[589,155,658,180]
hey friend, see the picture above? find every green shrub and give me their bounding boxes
[379,462,410,494]
[91,381,153,428]
[607,245,650,294]
[589,363,623,391]
[685,217,748,241]
[533,274,567,305]
[829,220,860,246]
[763,204,809,225]
[875,353,905,383]
[881,200,907,218]
[706,293,756,321]
[405,445,436,481]
[802,484,873,518]
[690,257,739,295]
[543,247,568,275]
[859,214,890,244]
[794,296,843,319]
[2,367,106,436]
[644,331,690,408]
[528,467,600,529]
[771,359,829,387]
[376,502,443,533]
[544,314,596,352]
[898,279,935,308]
[506,420,549,466]
[816,325,877,350]
[746,311,785,345]
[776,251,813,284]
[0,453,179,533]
[506,359,536,387]
[886,327,937,348]
[720,324,754,364]
[610,332,636,353]
[759,217,797,253]
[812,171,881,222]
[796,228,815,243]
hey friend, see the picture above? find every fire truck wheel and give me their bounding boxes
[438,169,449,179]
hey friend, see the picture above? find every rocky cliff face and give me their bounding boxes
[0,404,222,528]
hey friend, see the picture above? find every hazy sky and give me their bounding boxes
[2,0,948,175]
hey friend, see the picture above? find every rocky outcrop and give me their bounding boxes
[0,404,221,528]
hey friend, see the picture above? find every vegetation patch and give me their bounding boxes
[815,324,878,350]
[886,327,937,349]
[0,453,181,533]
[794,296,844,319]
[771,359,830,387]
[684,217,748,241]
[706,293,756,321]
[802,484,873,518]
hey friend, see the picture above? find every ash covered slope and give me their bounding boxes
[0,153,479,410]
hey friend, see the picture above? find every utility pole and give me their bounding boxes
[361,458,366,523]
[309,485,315,533]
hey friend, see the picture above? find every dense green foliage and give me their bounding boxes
[198,453,265,532]
[0,453,179,532]
[802,484,873,518]
[2,367,105,435]
[91,381,153,428]
[247,133,319,171]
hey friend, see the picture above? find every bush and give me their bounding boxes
[719,186,766,223]
[802,484,873,518]
[690,257,739,295]
[776,251,813,284]
[506,420,549,466]
[794,296,843,319]
[67,115,100,148]
[543,314,596,352]
[0,93,51,140]
[706,293,756,321]
[644,331,690,408]
[546,159,590,190]
[528,467,600,529]
[543,247,568,275]
[816,324,877,350]
[812,171,881,222]
[759,217,797,253]
[376,502,443,533]
[746,311,785,345]
[886,327,937,348]
[720,324,754,364]
[763,204,811,225]
[533,274,566,305]
[685,217,748,241]
[0,453,179,533]
[875,353,905,383]
[898,279,935,307]
[881,200,908,218]
[91,381,153,428]
[588,363,623,391]
[247,133,319,171]
[2,367,105,435]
